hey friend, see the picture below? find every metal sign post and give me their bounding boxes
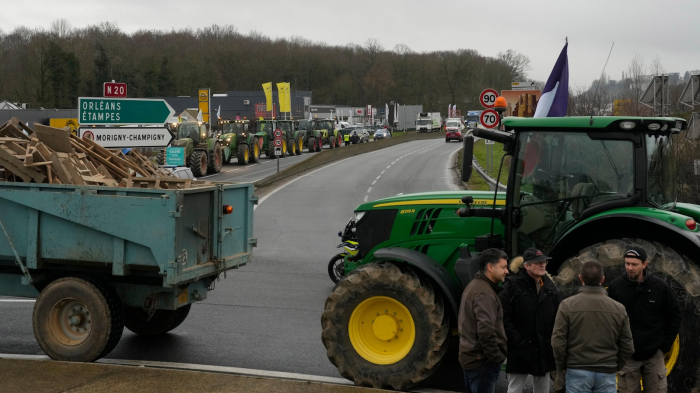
[273,129,284,173]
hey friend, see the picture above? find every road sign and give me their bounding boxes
[274,146,282,156]
[273,129,283,138]
[479,89,499,108]
[103,82,127,98]
[273,138,283,147]
[78,97,175,125]
[480,110,499,129]
[165,147,185,166]
[79,126,175,148]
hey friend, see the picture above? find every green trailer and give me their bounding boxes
[322,116,700,391]
[0,181,256,362]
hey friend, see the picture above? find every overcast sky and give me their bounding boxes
[3,0,699,88]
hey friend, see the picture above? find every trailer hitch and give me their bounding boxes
[0,212,32,284]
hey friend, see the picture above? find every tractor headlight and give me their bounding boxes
[226,137,231,142]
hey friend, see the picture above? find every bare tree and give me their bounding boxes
[649,54,666,75]
[497,49,531,80]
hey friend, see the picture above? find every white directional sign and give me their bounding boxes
[79,127,175,148]
[479,110,499,129]
[479,89,499,108]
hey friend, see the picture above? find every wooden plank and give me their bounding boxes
[0,124,29,140]
[10,118,35,137]
[70,142,129,179]
[4,141,26,155]
[33,124,74,153]
[60,156,85,185]
[24,161,53,167]
[0,148,45,183]
[0,156,31,182]
[48,153,72,184]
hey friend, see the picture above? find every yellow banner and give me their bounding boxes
[198,88,210,122]
[284,82,291,113]
[276,83,286,114]
[262,82,273,112]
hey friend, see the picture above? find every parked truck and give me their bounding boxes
[0,181,256,362]
[415,112,441,133]
[322,116,700,391]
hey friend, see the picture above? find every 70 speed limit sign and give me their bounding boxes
[480,109,500,129]
[479,89,499,108]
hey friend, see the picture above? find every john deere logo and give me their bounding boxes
[199,91,209,101]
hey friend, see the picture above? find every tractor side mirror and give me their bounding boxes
[461,135,474,182]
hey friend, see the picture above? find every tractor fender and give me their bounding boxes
[549,213,700,271]
[373,247,463,318]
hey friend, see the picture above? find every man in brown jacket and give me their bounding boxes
[459,248,509,393]
[551,261,634,393]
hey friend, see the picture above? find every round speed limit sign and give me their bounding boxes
[479,89,499,108]
[273,129,283,138]
[479,109,500,129]
[273,138,283,147]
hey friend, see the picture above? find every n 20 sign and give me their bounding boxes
[479,89,499,108]
[480,109,500,129]
[103,82,127,98]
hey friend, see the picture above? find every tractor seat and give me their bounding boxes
[570,183,596,219]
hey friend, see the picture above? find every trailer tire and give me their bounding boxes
[155,151,164,165]
[124,304,192,336]
[190,150,207,177]
[236,143,249,165]
[554,239,700,392]
[33,276,124,362]
[321,262,449,390]
[207,142,223,174]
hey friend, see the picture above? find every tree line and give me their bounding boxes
[0,20,532,112]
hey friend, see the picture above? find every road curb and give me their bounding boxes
[253,132,442,188]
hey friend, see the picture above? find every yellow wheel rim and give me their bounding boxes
[298,138,303,151]
[244,148,249,161]
[283,140,287,154]
[254,142,259,158]
[348,296,415,365]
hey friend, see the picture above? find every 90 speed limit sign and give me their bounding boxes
[479,109,500,129]
[479,89,499,108]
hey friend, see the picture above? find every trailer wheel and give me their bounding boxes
[321,262,449,390]
[190,150,207,177]
[124,304,192,336]
[207,142,223,174]
[236,143,249,165]
[249,137,260,163]
[554,239,700,392]
[33,277,124,362]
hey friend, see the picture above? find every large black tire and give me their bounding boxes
[327,254,345,284]
[124,304,192,336]
[249,137,260,163]
[207,142,223,174]
[32,276,124,362]
[321,262,449,390]
[190,150,207,177]
[236,143,249,165]
[287,138,297,156]
[155,151,164,165]
[307,137,316,153]
[267,143,276,159]
[554,239,700,392]
[316,137,322,152]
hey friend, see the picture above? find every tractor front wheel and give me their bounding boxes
[207,143,223,174]
[237,143,250,165]
[307,137,316,153]
[249,138,260,163]
[297,137,304,155]
[321,262,449,390]
[288,138,297,156]
[554,239,700,391]
[190,150,207,177]
[155,151,164,165]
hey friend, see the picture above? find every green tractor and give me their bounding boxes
[217,119,260,165]
[253,119,290,158]
[298,119,322,152]
[157,121,222,177]
[276,119,304,156]
[321,116,700,391]
[313,118,342,149]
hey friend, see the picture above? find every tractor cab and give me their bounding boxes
[462,116,686,260]
[219,119,250,147]
[255,119,277,137]
[174,122,207,145]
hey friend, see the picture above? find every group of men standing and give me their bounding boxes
[458,246,681,393]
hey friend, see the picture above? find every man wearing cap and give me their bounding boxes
[499,248,560,393]
[608,246,681,393]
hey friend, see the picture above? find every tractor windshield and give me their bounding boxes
[646,134,677,208]
[512,131,635,253]
[177,123,201,143]
[223,123,246,134]
[318,121,333,130]
[256,122,273,135]
[279,122,292,132]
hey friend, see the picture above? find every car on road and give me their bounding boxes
[374,129,390,140]
[345,126,371,143]
[445,129,463,142]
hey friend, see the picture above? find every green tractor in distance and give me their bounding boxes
[313,118,342,149]
[157,121,222,177]
[276,119,304,156]
[253,119,287,158]
[217,119,260,165]
[298,119,322,152]
[321,116,700,391]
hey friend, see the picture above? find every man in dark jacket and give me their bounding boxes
[499,248,560,393]
[608,246,681,393]
[459,248,509,393]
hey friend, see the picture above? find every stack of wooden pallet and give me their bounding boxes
[0,118,197,189]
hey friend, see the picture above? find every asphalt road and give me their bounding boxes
[0,139,542,392]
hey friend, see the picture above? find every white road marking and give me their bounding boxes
[375,176,381,180]
[371,180,377,185]
[364,195,368,202]
[381,170,386,174]
[367,187,372,193]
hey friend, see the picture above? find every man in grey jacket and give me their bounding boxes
[551,261,634,393]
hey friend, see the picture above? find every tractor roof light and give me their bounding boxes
[648,123,661,131]
[620,121,636,130]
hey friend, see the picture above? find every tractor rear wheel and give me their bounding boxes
[124,304,192,336]
[316,138,322,152]
[207,143,223,174]
[155,151,164,165]
[190,150,207,177]
[32,277,123,362]
[321,262,449,390]
[249,137,260,163]
[307,138,316,153]
[236,143,249,165]
[288,138,297,156]
[280,139,287,158]
[554,239,700,392]
[297,137,304,155]
[329,136,335,149]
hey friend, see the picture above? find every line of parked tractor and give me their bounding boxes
[156,118,392,177]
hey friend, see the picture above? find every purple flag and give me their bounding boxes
[534,43,569,117]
